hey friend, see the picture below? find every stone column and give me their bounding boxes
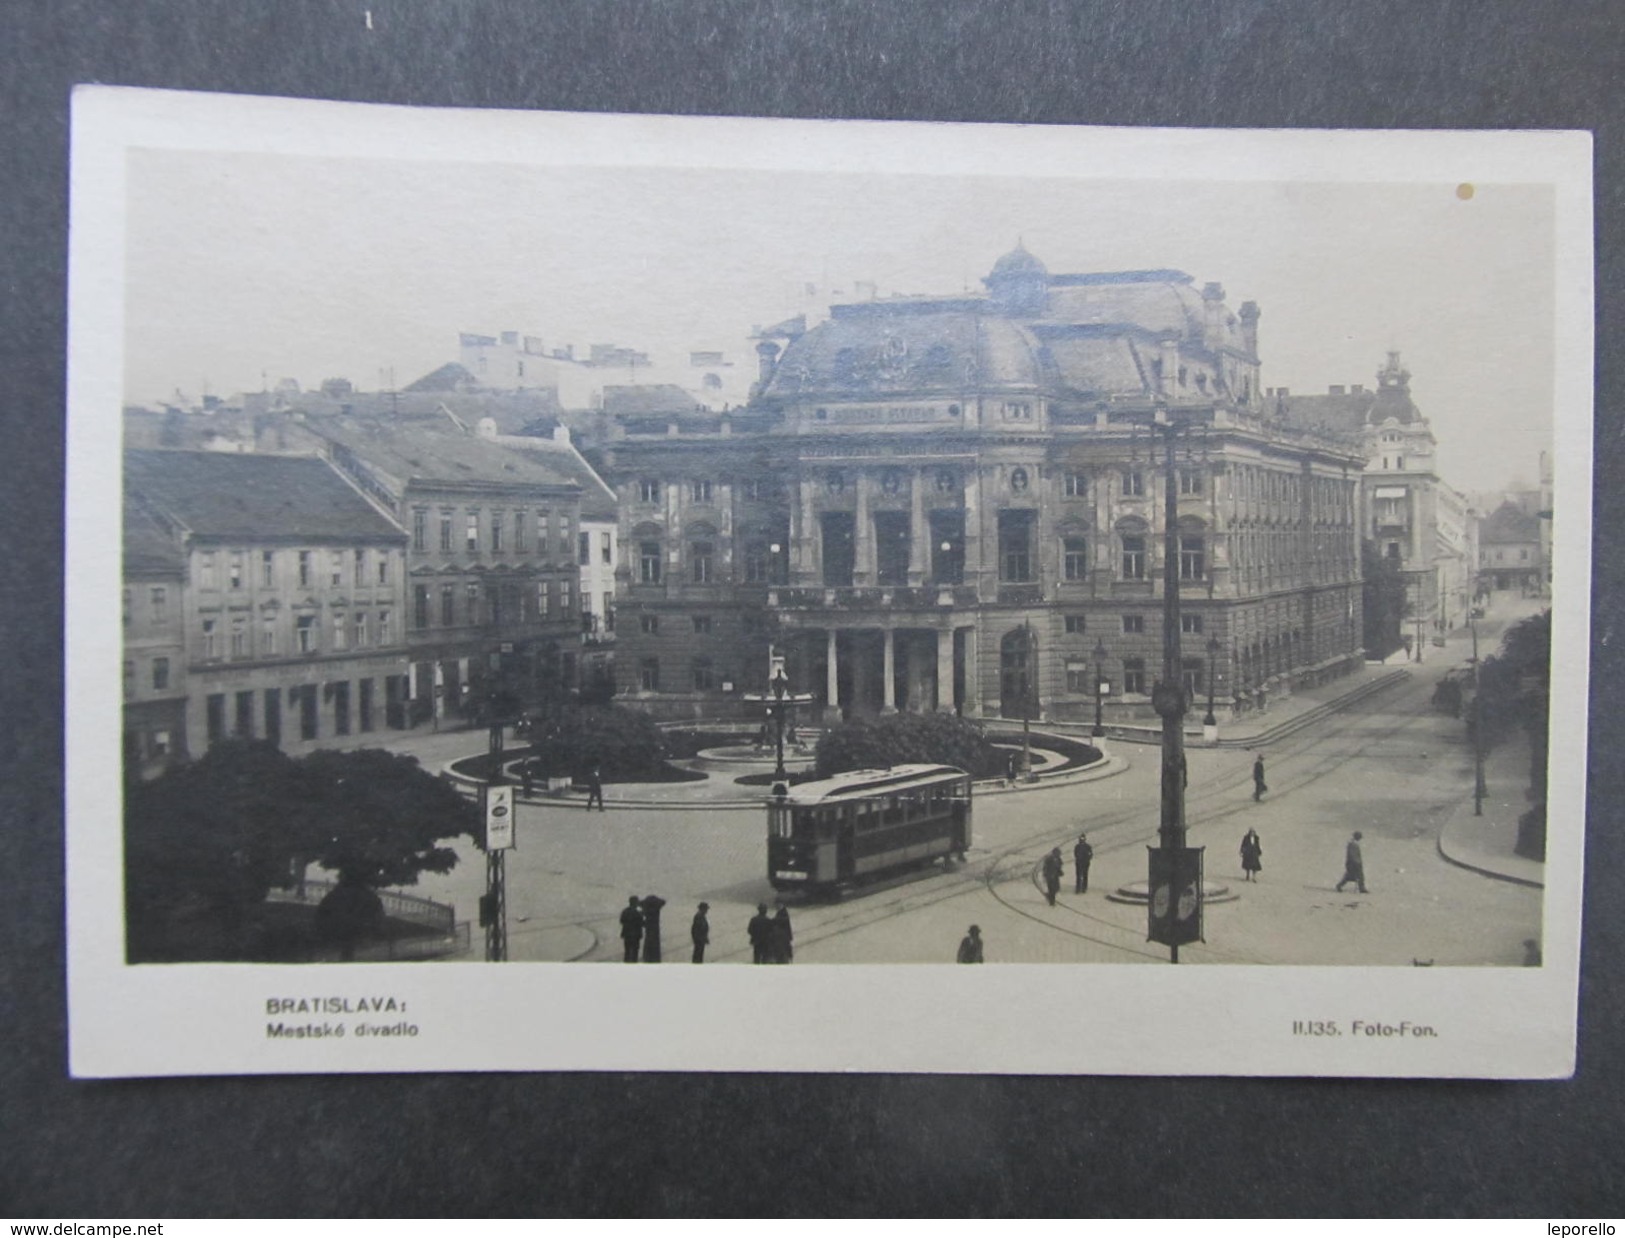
[963,626,980,716]
[936,627,954,712]
[854,470,873,585]
[909,469,929,586]
[882,627,897,712]
[826,628,840,713]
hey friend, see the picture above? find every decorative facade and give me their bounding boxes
[599,250,1365,725]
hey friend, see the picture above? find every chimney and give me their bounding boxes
[1201,282,1226,351]
[756,340,782,390]
[1238,300,1261,360]
[1158,334,1180,398]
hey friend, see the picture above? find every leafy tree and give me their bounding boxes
[125,740,480,961]
[521,704,667,781]
[815,713,1004,779]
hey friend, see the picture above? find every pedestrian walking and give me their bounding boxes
[640,893,667,962]
[1335,831,1369,893]
[1041,847,1063,906]
[690,902,710,964]
[747,902,772,964]
[619,895,644,963]
[1240,828,1263,881]
[1252,754,1268,801]
[520,761,534,799]
[1072,833,1094,894]
[1006,752,1019,786]
[772,904,794,963]
[957,924,984,963]
[585,762,605,811]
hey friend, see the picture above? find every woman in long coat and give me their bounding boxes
[1240,829,1263,882]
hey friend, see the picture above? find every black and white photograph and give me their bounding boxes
[67,89,1591,1078]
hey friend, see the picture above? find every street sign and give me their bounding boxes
[483,783,515,851]
[1147,845,1204,947]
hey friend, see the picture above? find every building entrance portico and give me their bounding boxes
[778,622,974,719]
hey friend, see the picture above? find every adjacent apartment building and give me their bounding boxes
[124,450,413,755]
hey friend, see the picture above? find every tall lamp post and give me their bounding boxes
[1202,634,1221,745]
[1470,618,1486,816]
[1091,637,1108,739]
[1020,618,1036,780]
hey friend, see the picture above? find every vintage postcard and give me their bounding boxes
[67,87,1592,1077]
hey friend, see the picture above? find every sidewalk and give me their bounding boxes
[1436,736,1546,888]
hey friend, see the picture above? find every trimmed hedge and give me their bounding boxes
[815,713,1007,779]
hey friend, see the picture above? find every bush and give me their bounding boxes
[522,704,668,781]
[815,713,1005,779]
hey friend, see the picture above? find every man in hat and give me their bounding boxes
[691,902,711,964]
[1041,848,1063,906]
[618,895,643,963]
[640,893,667,962]
[747,902,772,964]
[1335,831,1368,894]
[957,924,984,963]
[1252,754,1268,801]
[1073,833,1094,894]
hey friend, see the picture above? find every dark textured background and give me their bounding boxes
[3,0,1620,1217]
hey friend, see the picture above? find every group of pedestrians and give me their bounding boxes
[620,896,793,963]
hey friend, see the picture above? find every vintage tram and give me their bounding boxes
[766,764,973,894]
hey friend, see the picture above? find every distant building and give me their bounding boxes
[1477,500,1544,593]
[459,330,755,411]
[597,248,1365,724]
[122,499,189,777]
[1282,352,1473,640]
[124,450,413,754]
[290,415,585,721]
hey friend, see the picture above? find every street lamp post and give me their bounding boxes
[769,663,791,783]
[1202,634,1221,745]
[1020,618,1035,779]
[1470,618,1486,816]
[1091,637,1108,739]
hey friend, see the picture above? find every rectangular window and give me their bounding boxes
[690,542,714,584]
[488,586,502,626]
[332,613,347,650]
[874,511,911,587]
[206,694,226,745]
[692,657,714,690]
[228,553,244,590]
[639,479,661,503]
[639,541,663,585]
[412,509,428,551]
[1179,535,1206,581]
[1182,659,1205,698]
[537,582,551,618]
[1121,535,1146,579]
[601,532,612,565]
[1122,615,1145,635]
[558,519,571,557]
[640,658,661,691]
[1123,658,1146,695]
[414,586,430,630]
[440,585,455,627]
[351,548,365,586]
[744,543,768,583]
[491,514,504,553]
[354,611,368,648]
[538,510,551,548]
[296,615,317,653]
[691,479,713,502]
[997,510,1035,582]
[151,657,170,691]
[1001,401,1033,420]
[466,513,480,554]
[560,579,574,614]
[201,618,219,658]
[603,593,615,630]
[230,616,248,658]
[377,553,389,585]
[235,690,255,739]
[466,582,480,624]
[820,512,856,587]
[440,512,453,553]
[330,551,343,587]
[261,616,277,657]
[359,678,375,732]
[640,613,659,635]
[298,551,312,587]
[1063,536,1089,581]
[1064,615,1086,635]
[1123,471,1144,497]
[579,531,591,566]
[1064,472,1088,498]
[1179,468,1205,496]
[261,551,275,587]
[692,615,712,634]
[198,552,218,590]
[377,611,391,645]
[150,585,168,619]
[513,511,527,552]
[1181,613,1205,634]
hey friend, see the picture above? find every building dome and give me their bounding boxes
[988,244,1048,282]
[984,244,1050,315]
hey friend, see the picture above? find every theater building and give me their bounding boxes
[600,249,1365,725]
